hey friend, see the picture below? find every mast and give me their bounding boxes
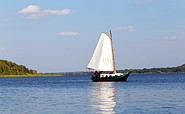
[110,30,117,74]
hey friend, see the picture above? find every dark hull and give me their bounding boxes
[91,72,130,82]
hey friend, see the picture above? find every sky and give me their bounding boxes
[0,0,185,73]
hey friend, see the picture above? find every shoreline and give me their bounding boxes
[0,73,63,78]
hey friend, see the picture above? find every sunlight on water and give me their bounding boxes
[90,82,116,114]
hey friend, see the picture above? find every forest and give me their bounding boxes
[0,60,37,75]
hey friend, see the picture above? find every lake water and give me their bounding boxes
[0,74,185,114]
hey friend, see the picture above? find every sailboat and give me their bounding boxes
[87,30,130,82]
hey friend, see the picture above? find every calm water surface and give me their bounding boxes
[0,74,185,114]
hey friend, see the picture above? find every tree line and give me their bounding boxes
[0,60,37,75]
[120,64,185,74]
[59,64,185,75]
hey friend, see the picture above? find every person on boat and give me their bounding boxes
[94,71,99,77]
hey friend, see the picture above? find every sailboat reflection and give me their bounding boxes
[90,82,116,114]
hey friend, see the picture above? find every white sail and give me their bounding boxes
[87,33,113,71]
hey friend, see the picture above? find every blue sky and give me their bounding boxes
[0,0,185,72]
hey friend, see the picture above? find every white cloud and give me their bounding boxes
[43,9,71,15]
[26,13,45,19]
[58,32,80,37]
[115,26,135,32]
[162,36,177,40]
[18,5,72,19]
[18,5,41,14]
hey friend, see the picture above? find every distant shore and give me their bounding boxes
[0,73,63,78]
[62,64,185,75]
[1,59,185,78]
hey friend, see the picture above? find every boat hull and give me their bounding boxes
[91,72,130,82]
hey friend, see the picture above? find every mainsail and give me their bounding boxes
[87,33,113,71]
